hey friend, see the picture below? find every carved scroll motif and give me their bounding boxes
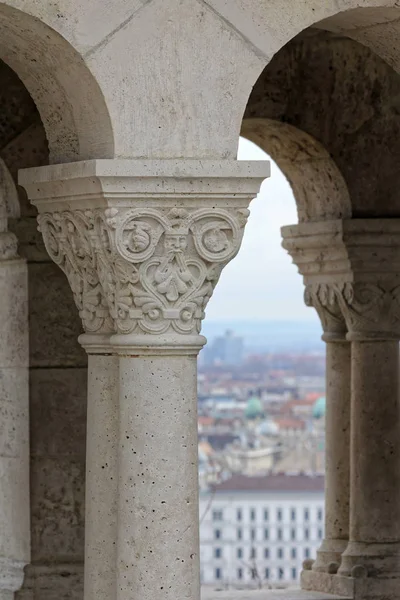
[38,206,249,335]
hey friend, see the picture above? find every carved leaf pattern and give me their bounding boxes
[305,282,400,338]
[37,206,248,336]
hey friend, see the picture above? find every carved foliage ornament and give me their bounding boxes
[38,206,249,335]
[305,282,400,338]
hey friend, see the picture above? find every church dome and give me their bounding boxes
[245,395,264,420]
[312,395,326,419]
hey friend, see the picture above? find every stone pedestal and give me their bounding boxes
[20,159,268,600]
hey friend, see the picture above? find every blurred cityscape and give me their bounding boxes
[198,325,325,591]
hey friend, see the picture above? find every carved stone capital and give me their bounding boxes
[304,283,346,339]
[20,160,267,340]
[282,219,400,341]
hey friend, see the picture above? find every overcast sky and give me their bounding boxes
[204,138,318,322]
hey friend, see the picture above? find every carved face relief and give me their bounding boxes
[37,205,250,337]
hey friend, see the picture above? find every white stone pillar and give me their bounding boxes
[0,228,30,599]
[20,159,268,600]
[79,336,118,600]
[113,337,203,600]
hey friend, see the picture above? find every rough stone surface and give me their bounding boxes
[245,31,400,219]
[28,263,86,368]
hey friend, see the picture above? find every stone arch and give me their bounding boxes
[0,3,114,163]
[241,118,351,223]
[243,28,400,218]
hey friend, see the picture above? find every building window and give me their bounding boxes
[292,567,297,580]
[265,568,270,580]
[277,528,283,541]
[304,548,310,559]
[212,510,223,521]
[291,528,296,541]
[250,508,256,521]
[264,547,270,559]
[291,508,296,521]
[237,508,242,521]
[237,568,243,580]
[237,548,243,559]
[215,568,222,580]
[318,528,323,540]
[318,508,323,521]
[214,529,222,540]
[277,548,284,559]
[251,568,257,580]
[250,547,256,559]
[237,528,242,540]
[251,528,256,541]
[264,508,269,521]
[214,547,222,559]
[304,528,309,540]
[277,508,282,521]
[278,568,284,580]
[291,547,297,559]
[264,528,269,540]
[304,508,309,521]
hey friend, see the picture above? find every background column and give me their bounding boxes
[339,337,400,578]
[0,231,30,600]
[313,332,350,572]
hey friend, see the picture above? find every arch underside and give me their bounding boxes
[0,2,114,163]
[243,27,400,221]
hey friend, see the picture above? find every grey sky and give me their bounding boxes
[204,138,318,322]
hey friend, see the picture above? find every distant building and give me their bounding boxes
[204,330,244,366]
[199,473,324,587]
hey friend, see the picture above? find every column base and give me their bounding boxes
[303,562,400,600]
[312,538,348,573]
[0,558,26,599]
[302,569,353,597]
[338,541,400,578]
[15,564,83,600]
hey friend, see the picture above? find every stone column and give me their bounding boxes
[282,223,351,579]
[0,221,30,598]
[303,286,351,574]
[338,287,400,581]
[283,218,400,598]
[113,336,203,600]
[20,159,268,600]
[79,336,118,600]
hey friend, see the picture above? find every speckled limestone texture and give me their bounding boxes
[0,259,29,598]
[117,354,200,600]
[84,354,118,600]
[339,341,400,579]
[313,341,350,572]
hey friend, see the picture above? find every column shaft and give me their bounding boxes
[339,340,400,577]
[117,353,200,600]
[84,353,119,600]
[313,340,350,572]
[0,259,29,599]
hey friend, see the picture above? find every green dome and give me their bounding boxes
[313,396,326,419]
[245,395,263,420]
